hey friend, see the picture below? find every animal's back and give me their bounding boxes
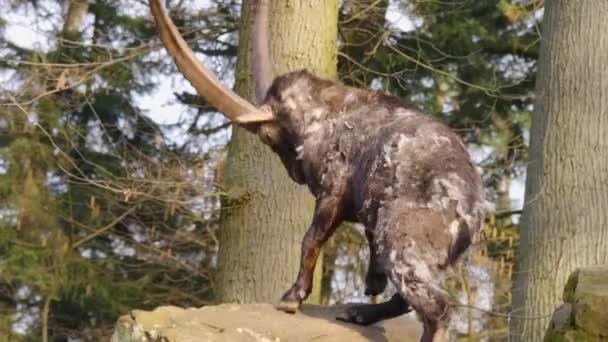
[338,107,485,336]
[351,109,484,270]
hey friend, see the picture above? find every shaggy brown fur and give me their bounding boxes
[150,0,485,339]
[263,70,485,341]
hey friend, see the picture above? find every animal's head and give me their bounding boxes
[149,0,326,184]
[260,69,344,183]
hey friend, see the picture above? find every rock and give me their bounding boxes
[560,330,597,342]
[548,304,573,331]
[568,266,608,337]
[545,265,608,341]
[563,269,580,303]
[544,304,574,342]
[111,303,423,342]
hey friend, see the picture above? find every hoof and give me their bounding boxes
[275,299,300,314]
[336,294,411,326]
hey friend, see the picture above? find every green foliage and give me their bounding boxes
[0,0,224,339]
[0,0,542,339]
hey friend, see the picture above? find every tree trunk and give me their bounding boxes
[62,0,89,38]
[215,0,338,304]
[511,1,608,340]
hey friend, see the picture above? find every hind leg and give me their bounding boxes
[364,229,388,296]
[336,293,411,325]
[389,261,451,342]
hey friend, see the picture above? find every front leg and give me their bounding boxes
[276,196,342,313]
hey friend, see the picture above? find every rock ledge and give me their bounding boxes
[545,265,608,341]
[111,302,422,342]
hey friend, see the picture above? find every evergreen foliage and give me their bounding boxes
[0,0,542,340]
[0,0,238,339]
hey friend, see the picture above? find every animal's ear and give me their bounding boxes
[234,105,275,124]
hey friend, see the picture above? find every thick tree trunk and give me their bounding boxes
[511,1,608,340]
[215,0,338,304]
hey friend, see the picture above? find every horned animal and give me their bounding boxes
[150,1,486,341]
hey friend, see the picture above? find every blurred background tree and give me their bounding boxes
[0,0,542,340]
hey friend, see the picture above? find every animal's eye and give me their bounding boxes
[260,129,276,145]
[257,125,281,147]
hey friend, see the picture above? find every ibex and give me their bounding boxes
[150,1,486,341]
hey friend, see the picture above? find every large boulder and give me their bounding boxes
[111,303,423,342]
[545,265,608,341]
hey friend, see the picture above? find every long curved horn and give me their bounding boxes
[252,0,273,104]
[150,0,273,124]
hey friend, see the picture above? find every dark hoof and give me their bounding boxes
[336,294,411,326]
[275,299,300,314]
[364,272,388,296]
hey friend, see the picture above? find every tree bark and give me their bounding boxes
[511,1,608,340]
[215,0,338,304]
[62,0,89,38]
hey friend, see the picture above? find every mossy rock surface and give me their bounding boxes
[546,329,599,342]
[568,266,608,336]
[546,265,608,341]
